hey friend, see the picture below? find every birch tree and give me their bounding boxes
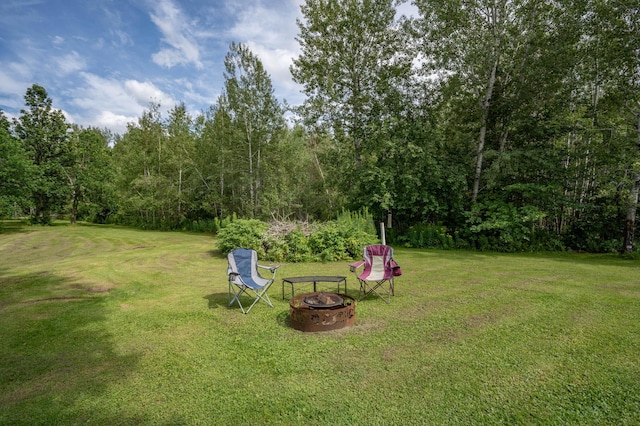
[414,0,565,203]
[223,42,285,218]
[291,0,410,170]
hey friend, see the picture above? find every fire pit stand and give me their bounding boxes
[289,292,356,332]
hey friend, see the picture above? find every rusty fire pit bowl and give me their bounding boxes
[289,292,356,332]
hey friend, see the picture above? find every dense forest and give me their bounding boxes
[1,0,639,254]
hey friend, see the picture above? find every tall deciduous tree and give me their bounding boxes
[0,110,33,218]
[166,103,195,220]
[291,0,409,168]
[112,102,166,226]
[593,0,640,254]
[14,84,70,224]
[223,42,286,218]
[291,0,416,223]
[66,126,113,224]
[414,0,571,203]
[194,102,236,218]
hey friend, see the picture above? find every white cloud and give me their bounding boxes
[228,1,301,49]
[0,64,32,109]
[124,79,176,108]
[395,2,419,20]
[245,42,302,103]
[67,73,178,134]
[149,0,203,69]
[227,0,304,104]
[94,110,137,133]
[54,51,86,75]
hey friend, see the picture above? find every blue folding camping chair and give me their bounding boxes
[227,248,280,314]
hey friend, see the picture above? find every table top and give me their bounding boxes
[282,275,346,283]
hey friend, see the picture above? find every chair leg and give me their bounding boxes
[246,285,274,312]
[229,282,275,314]
[229,281,240,306]
[358,280,392,304]
[229,282,249,313]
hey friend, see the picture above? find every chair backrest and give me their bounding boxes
[227,248,269,290]
[360,244,394,281]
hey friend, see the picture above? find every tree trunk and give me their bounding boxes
[70,187,79,225]
[472,57,499,203]
[245,117,255,217]
[178,167,182,216]
[622,111,640,254]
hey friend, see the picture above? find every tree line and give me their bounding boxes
[1,0,639,253]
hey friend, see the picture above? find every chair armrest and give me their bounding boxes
[349,260,365,273]
[258,264,281,273]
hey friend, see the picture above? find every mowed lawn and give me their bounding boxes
[1,221,639,425]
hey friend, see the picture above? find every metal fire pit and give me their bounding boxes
[289,292,356,332]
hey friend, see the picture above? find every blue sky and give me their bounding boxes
[0,0,307,134]
[0,0,417,135]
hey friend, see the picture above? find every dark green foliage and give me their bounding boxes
[67,127,114,224]
[182,218,222,234]
[216,219,268,257]
[307,224,347,262]
[283,230,313,262]
[0,110,34,217]
[395,223,454,250]
[4,1,640,253]
[463,198,566,252]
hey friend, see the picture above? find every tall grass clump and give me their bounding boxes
[394,223,455,249]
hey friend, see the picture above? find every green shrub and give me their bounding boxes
[283,230,313,262]
[308,221,378,262]
[217,215,378,262]
[217,219,268,256]
[308,224,347,261]
[183,218,221,233]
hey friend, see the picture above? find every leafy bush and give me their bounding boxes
[217,219,269,256]
[283,230,313,262]
[308,224,347,261]
[336,208,377,236]
[215,211,378,262]
[183,218,222,233]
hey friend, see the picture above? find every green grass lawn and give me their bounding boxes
[1,221,639,425]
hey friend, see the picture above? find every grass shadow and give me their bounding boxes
[207,249,224,259]
[276,309,291,328]
[204,292,230,309]
[0,271,146,423]
[0,220,33,236]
